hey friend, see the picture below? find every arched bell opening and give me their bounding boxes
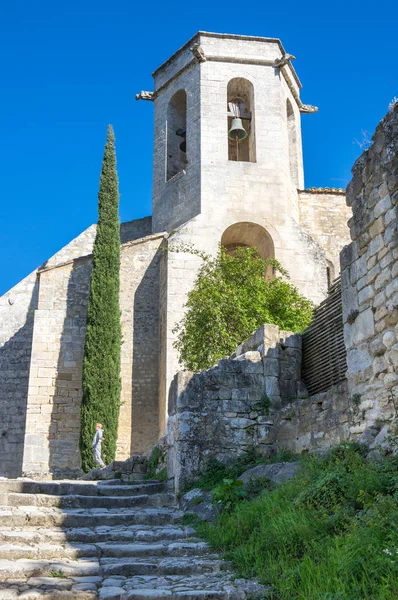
[227,78,256,163]
[221,222,274,277]
[166,89,187,181]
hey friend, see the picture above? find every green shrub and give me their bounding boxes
[173,245,314,371]
[212,478,247,512]
[145,446,166,480]
[200,444,398,599]
[256,394,271,416]
[182,453,263,493]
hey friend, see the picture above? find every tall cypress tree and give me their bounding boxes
[80,125,122,472]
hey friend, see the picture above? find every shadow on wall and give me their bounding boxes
[0,281,39,478]
[131,251,162,455]
[48,258,92,478]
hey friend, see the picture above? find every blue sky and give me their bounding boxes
[0,0,396,295]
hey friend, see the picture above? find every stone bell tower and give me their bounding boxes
[136,32,351,434]
[137,31,317,236]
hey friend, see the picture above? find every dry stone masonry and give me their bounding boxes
[341,104,398,448]
[167,325,351,491]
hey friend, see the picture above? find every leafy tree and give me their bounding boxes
[79,125,122,471]
[173,245,314,371]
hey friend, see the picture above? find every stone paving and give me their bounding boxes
[0,479,266,599]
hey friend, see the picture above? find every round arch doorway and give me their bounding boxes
[221,222,274,259]
[221,222,275,277]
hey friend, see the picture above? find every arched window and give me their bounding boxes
[166,90,187,181]
[227,78,256,163]
[221,222,274,277]
[286,99,299,187]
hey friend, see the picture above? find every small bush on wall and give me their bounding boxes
[173,245,314,371]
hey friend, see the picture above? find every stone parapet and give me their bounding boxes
[167,323,350,491]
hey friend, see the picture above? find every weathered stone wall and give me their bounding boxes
[0,216,161,478]
[341,104,398,445]
[118,233,165,460]
[22,259,92,478]
[20,231,165,478]
[299,189,352,276]
[0,272,39,478]
[167,324,350,491]
[269,381,350,454]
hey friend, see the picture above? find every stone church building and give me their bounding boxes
[0,32,351,479]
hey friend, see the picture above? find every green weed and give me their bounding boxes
[50,569,65,578]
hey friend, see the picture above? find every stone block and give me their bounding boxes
[340,243,356,269]
[223,400,250,413]
[384,206,397,226]
[382,330,396,349]
[279,379,298,400]
[358,285,374,305]
[351,308,375,345]
[386,277,398,299]
[234,351,261,362]
[374,269,391,291]
[347,344,373,376]
[368,234,385,257]
[231,388,249,401]
[385,221,398,245]
[218,387,231,400]
[388,343,398,368]
[230,417,255,429]
[366,264,380,285]
[248,387,265,402]
[263,358,279,377]
[240,360,263,374]
[265,377,280,397]
[384,372,398,389]
[369,216,384,237]
[372,355,388,376]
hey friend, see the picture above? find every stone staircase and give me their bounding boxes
[0,479,264,599]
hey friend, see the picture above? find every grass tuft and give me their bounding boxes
[198,443,398,599]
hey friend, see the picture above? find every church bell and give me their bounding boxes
[228,117,248,141]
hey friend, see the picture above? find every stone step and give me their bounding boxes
[0,558,100,581]
[0,525,198,545]
[0,542,98,560]
[0,480,166,498]
[0,540,210,560]
[98,573,265,600]
[6,492,176,509]
[0,507,183,528]
[0,555,227,583]
[0,590,96,600]
[98,541,210,559]
[100,556,227,578]
[101,589,229,600]
[0,575,103,598]
[0,573,266,600]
